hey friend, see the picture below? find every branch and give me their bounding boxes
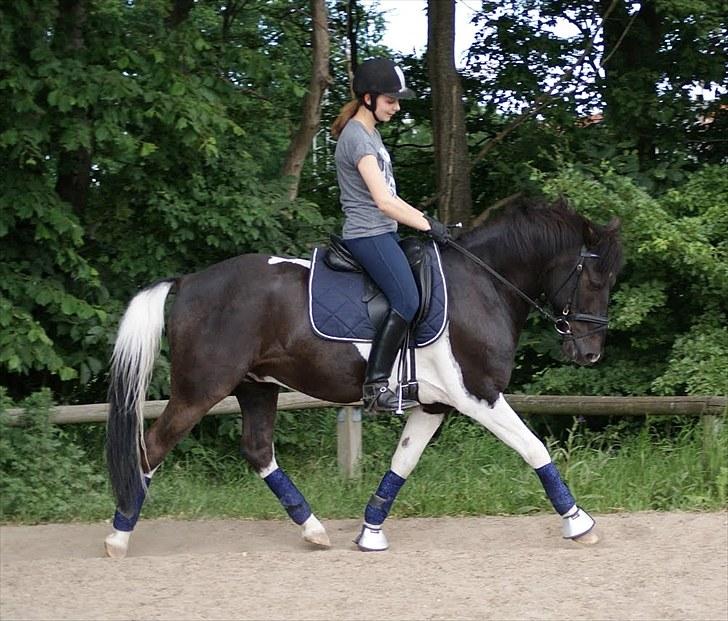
[391,142,434,149]
[600,10,638,67]
[471,0,620,166]
[470,192,523,227]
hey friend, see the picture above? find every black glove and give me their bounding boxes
[424,214,451,246]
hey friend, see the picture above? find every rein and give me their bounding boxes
[445,239,608,339]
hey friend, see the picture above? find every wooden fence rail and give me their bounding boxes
[4,394,725,478]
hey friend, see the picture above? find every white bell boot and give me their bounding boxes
[561,505,596,539]
[354,523,389,551]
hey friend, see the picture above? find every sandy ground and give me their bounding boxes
[1,512,726,621]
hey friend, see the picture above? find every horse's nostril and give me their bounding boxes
[585,352,601,364]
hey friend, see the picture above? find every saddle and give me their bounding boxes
[308,236,447,347]
[323,234,433,331]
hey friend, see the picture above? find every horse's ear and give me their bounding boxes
[605,216,621,234]
[584,216,621,246]
[583,222,599,246]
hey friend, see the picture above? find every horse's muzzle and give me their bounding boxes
[562,339,603,366]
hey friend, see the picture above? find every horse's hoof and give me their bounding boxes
[301,515,331,548]
[303,530,331,548]
[572,530,599,545]
[354,524,389,552]
[104,530,130,558]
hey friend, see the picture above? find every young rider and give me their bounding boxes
[331,57,451,413]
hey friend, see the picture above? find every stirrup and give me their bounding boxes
[363,382,418,414]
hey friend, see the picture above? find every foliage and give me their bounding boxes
[0,389,107,521]
[1,398,724,523]
[466,0,727,181]
[1,0,726,407]
[1,0,334,402]
[516,164,728,396]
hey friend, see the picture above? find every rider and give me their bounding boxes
[331,57,451,413]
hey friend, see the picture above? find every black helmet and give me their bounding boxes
[353,58,415,99]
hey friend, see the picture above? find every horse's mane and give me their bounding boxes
[459,197,623,276]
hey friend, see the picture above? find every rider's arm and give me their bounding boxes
[357,154,431,232]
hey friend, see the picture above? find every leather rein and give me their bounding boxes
[445,240,609,340]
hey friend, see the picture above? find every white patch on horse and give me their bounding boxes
[268,257,311,268]
[245,373,295,391]
[390,407,444,478]
[258,450,279,478]
[355,342,410,366]
[414,327,551,469]
[353,342,371,361]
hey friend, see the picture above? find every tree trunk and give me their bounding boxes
[54,0,91,215]
[427,0,472,226]
[280,0,331,201]
[166,0,195,28]
[600,0,662,169]
[346,0,359,74]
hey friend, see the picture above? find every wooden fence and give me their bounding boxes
[5,393,726,478]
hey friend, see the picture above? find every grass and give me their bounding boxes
[1,394,726,524]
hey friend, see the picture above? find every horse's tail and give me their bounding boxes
[106,279,175,516]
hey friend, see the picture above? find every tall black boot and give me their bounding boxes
[362,310,419,414]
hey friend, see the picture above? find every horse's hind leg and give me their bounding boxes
[356,407,444,551]
[105,395,219,558]
[234,382,331,548]
[459,393,597,543]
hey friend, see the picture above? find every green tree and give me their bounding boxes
[1,0,334,401]
[520,164,728,397]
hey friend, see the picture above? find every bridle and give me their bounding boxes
[548,247,609,340]
[446,240,609,341]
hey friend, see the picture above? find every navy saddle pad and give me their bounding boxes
[308,241,448,347]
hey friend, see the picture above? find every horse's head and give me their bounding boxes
[546,216,623,365]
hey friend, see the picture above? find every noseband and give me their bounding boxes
[446,241,609,340]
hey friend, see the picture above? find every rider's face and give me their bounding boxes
[367,94,400,121]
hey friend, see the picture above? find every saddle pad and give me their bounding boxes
[308,241,447,347]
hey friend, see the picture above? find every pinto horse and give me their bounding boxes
[104,198,622,557]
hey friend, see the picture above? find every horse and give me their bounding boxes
[104,197,623,558]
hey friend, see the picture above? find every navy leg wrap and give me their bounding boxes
[263,468,312,525]
[364,470,406,526]
[112,475,151,532]
[535,462,576,515]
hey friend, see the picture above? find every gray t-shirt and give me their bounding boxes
[335,119,398,239]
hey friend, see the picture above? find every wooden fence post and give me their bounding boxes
[701,413,723,472]
[337,406,362,478]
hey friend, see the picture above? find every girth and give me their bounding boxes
[324,234,433,331]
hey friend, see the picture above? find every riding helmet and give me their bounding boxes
[353,58,415,99]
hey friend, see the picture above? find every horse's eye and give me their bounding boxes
[587,279,605,291]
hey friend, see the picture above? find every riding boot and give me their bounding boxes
[362,310,419,413]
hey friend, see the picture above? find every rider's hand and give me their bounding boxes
[424,214,452,246]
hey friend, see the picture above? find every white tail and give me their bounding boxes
[109,280,174,477]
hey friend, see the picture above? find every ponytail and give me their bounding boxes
[331,99,360,138]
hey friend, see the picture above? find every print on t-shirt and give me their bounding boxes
[378,147,396,196]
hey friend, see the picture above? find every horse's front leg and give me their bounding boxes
[459,393,598,543]
[355,407,445,551]
[236,382,330,548]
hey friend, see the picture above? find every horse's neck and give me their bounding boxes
[457,229,549,298]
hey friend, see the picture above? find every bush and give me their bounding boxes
[0,389,107,521]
